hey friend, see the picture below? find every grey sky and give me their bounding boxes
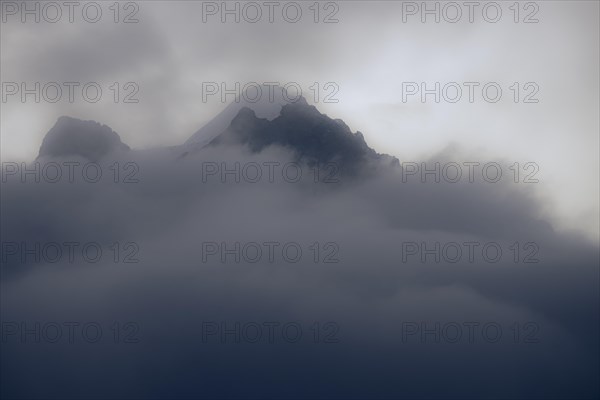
[1,3,599,397]
[1,0,598,239]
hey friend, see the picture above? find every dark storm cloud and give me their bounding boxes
[1,141,598,398]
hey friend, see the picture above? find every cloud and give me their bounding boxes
[1,141,597,398]
[0,2,598,396]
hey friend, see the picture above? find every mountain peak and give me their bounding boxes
[185,85,307,147]
[207,100,398,174]
[37,116,129,161]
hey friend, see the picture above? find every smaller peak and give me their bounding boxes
[236,106,258,118]
[37,116,129,161]
[55,115,97,125]
[57,115,75,123]
[53,116,114,134]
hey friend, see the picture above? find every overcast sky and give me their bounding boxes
[1,0,598,240]
[2,3,599,398]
